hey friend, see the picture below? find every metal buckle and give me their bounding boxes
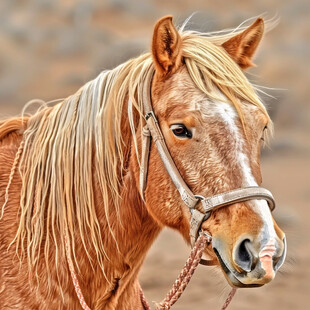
[199,230,212,242]
[194,194,205,201]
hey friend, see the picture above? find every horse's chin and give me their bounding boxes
[225,274,264,288]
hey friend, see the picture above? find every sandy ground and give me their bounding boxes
[0,1,309,309]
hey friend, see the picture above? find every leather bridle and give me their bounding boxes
[64,66,276,310]
[138,66,275,248]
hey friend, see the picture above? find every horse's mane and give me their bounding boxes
[0,22,272,285]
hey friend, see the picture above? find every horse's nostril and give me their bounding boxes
[234,238,255,273]
[238,239,251,262]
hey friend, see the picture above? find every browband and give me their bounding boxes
[137,66,276,247]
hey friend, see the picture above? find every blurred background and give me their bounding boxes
[0,0,309,309]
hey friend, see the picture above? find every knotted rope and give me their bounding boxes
[139,232,237,310]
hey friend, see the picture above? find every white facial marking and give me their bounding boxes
[197,97,278,245]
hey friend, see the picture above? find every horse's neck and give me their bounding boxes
[108,105,161,270]
[0,113,161,308]
[86,143,161,308]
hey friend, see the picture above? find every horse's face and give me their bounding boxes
[144,16,286,288]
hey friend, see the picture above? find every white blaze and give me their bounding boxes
[198,99,278,243]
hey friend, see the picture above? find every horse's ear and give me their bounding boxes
[222,18,264,69]
[152,16,182,77]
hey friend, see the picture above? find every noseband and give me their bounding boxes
[138,67,275,247]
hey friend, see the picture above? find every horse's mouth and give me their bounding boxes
[213,248,263,288]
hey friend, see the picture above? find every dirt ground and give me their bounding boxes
[0,1,309,309]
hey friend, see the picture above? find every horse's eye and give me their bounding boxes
[170,124,192,139]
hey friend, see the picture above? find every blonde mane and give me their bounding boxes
[1,25,272,284]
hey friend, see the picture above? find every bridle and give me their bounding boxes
[139,66,276,248]
[66,66,277,310]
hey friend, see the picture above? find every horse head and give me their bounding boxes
[142,16,286,288]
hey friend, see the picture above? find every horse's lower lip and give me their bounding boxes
[213,248,263,288]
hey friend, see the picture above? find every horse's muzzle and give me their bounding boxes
[212,236,287,288]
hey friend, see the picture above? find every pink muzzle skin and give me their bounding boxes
[259,239,277,280]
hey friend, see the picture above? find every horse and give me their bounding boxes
[0,16,286,309]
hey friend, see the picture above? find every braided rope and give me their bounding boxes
[140,232,237,310]
[0,139,25,219]
[221,288,237,310]
[64,229,91,310]
[155,233,210,310]
[64,228,236,310]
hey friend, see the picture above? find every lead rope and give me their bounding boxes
[139,232,237,310]
[65,229,236,310]
[64,229,91,310]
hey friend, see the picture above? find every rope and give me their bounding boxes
[155,233,210,310]
[221,288,237,310]
[0,139,24,219]
[140,284,152,310]
[139,232,237,310]
[63,228,236,310]
[64,229,91,310]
